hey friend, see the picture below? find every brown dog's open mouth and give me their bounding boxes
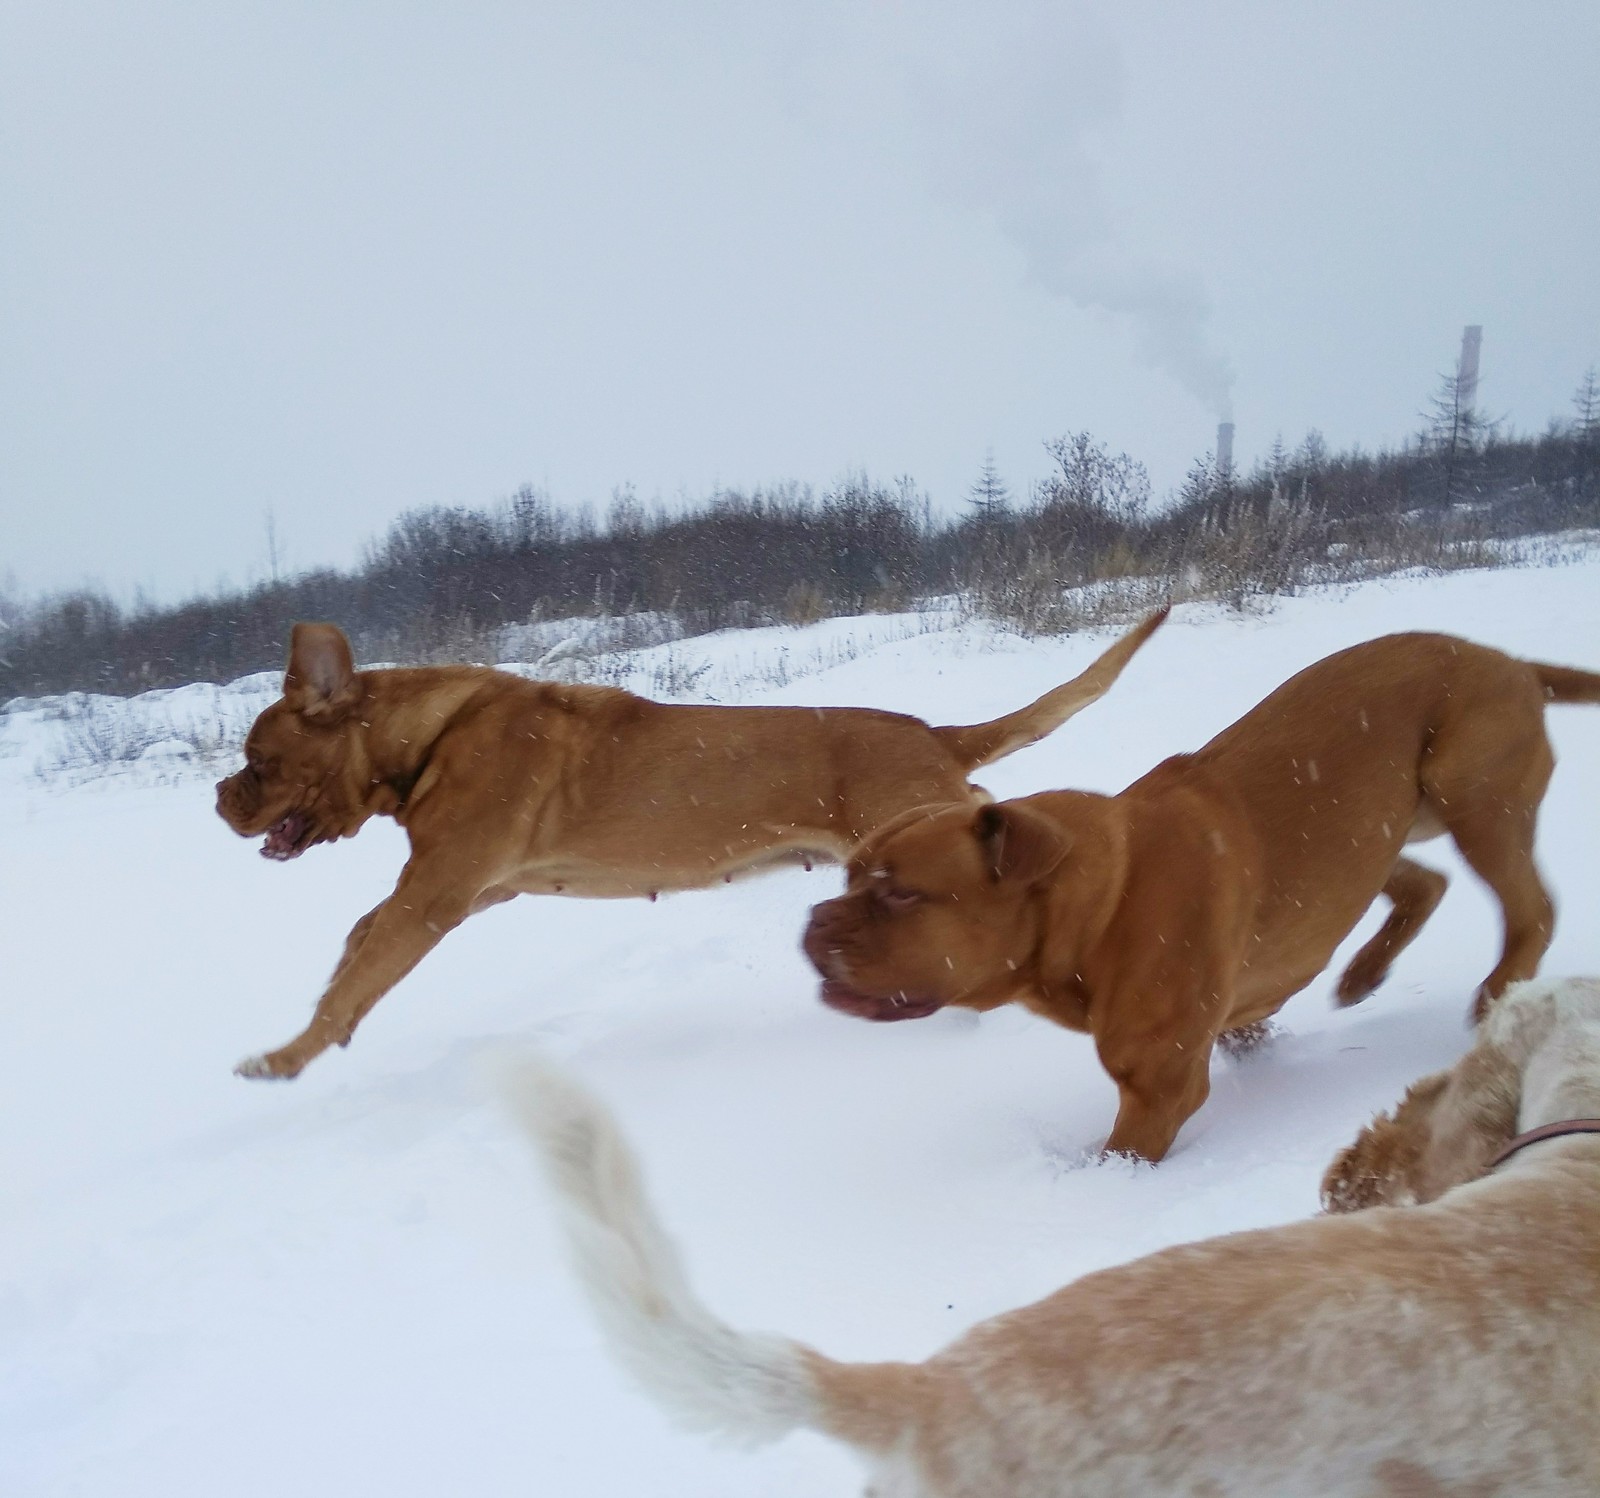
[819,978,943,1022]
[261,811,316,861]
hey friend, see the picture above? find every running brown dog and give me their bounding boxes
[215,612,1164,1079]
[803,632,1600,1161]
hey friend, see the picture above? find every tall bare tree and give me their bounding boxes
[1573,366,1600,493]
[1419,361,1493,508]
[966,448,1011,522]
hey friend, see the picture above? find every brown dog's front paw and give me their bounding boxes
[234,1049,306,1081]
[1097,1146,1160,1169]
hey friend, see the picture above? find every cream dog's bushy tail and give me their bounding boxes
[503,1059,823,1446]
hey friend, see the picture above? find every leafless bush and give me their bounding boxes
[32,683,259,786]
[960,492,1531,640]
[961,551,1173,637]
[357,607,501,667]
[46,695,172,774]
[781,581,830,626]
[498,608,687,666]
[1165,498,1329,611]
[648,646,713,697]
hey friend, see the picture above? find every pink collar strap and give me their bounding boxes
[1490,1118,1600,1170]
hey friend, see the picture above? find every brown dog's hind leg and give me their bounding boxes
[1422,715,1556,1022]
[1335,857,1450,1007]
[1454,809,1555,1022]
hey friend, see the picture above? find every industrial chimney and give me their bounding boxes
[1216,421,1235,474]
[1457,325,1482,414]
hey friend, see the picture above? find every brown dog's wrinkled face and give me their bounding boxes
[215,623,371,861]
[803,801,1067,1022]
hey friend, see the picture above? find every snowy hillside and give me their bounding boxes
[5,555,1600,1497]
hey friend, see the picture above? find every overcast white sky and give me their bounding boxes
[3,1,1597,602]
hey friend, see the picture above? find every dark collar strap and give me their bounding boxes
[1491,1119,1600,1170]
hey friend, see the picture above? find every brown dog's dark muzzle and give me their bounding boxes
[215,769,314,859]
[817,979,944,1021]
[802,899,944,1022]
[215,771,255,830]
[801,898,856,980]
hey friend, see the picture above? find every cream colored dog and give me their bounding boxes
[508,975,1600,1496]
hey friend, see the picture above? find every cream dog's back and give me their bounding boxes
[507,980,1600,1495]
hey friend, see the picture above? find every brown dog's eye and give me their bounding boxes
[877,887,923,913]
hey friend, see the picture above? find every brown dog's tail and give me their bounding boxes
[1534,661,1600,705]
[503,1059,922,1459]
[935,606,1168,771]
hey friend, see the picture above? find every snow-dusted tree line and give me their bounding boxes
[4,369,1597,699]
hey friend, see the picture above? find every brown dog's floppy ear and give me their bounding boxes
[975,803,1069,886]
[284,622,359,720]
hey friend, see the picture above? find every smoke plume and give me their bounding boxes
[898,5,1236,416]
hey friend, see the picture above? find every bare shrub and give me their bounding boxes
[963,544,1172,637]
[358,607,501,667]
[648,646,712,698]
[781,581,829,626]
[47,695,171,773]
[42,705,185,784]
[498,608,686,667]
[1166,497,1328,611]
[30,679,262,787]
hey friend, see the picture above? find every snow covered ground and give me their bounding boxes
[4,554,1600,1497]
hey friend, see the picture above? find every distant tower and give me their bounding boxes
[1457,325,1483,414]
[1215,421,1235,474]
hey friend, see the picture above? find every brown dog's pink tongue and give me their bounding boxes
[261,813,309,861]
